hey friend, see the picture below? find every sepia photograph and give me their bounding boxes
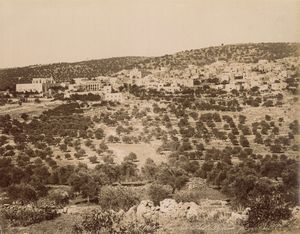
[0,0,299,233]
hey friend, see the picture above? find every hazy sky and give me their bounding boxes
[0,0,299,68]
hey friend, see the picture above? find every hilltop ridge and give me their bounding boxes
[134,42,300,69]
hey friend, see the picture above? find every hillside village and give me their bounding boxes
[12,56,300,102]
[0,43,299,234]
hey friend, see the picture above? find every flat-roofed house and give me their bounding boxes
[224,83,237,92]
[219,73,231,83]
[163,83,181,93]
[271,82,287,91]
[259,84,270,92]
[32,77,55,84]
[104,92,123,102]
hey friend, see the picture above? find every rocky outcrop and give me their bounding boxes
[122,198,247,226]
[136,200,158,222]
[185,202,199,221]
[228,207,251,225]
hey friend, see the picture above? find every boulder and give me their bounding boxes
[176,202,189,218]
[123,205,137,223]
[185,202,199,221]
[159,199,178,214]
[136,200,157,222]
[117,209,125,217]
[121,198,234,227]
[228,209,249,225]
[159,199,179,222]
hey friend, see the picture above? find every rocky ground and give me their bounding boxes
[2,198,300,234]
[120,198,245,233]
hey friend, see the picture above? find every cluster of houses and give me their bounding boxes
[204,59,293,92]
[112,57,298,94]
[15,56,299,102]
[66,76,124,102]
[115,68,195,93]
[15,76,125,102]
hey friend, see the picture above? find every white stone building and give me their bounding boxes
[32,77,55,84]
[104,92,124,102]
[129,68,142,79]
[259,84,270,92]
[16,83,44,93]
[271,82,287,91]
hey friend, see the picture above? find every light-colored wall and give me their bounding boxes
[32,77,54,84]
[16,83,43,93]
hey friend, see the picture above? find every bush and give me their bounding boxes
[48,189,69,205]
[89,156,98,164]
[174,190,202,204]
[73,209,159,234]
[148,183,172,206]
[0,205,59,226]
[34,98,41,104]
[244,192,292,230]
[270,144,283,153]
[240,135,250,147]
[21,113,29,121]
[119,219,159,234]
[98,185,140,211]
[65,153,72,159]
[157,165,189,193]
[73,209,119,233]
[6,184,38,203]
[95,128,105,139]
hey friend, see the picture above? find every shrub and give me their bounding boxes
[240,135,250,147]
[73,209,159,234]
[270,145,283,153]
[148,183,172,206]
[85,139,93,147]
[119,219,159,234]
[89,155,98,164]
[98,185,140,211]
[0,205,59,226]
[48,189,69,205]
[21,113,29,121]
[263,100,273,107]
[73,209,119,233]
[244,192,292,230]
[254,133,264,144]
[34,98,41,104]
[289,120,299,135]
[95,128,105,139]
[239,115,247,124]
[6,184,38,203]
[124,152,138,162]
[141,158,158,180]
[174,190,202,204]
[157,165,189,193]
[265,115,271,121]
[59,144,68,152]
[99,142,108,151]
[65,153,72,159]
